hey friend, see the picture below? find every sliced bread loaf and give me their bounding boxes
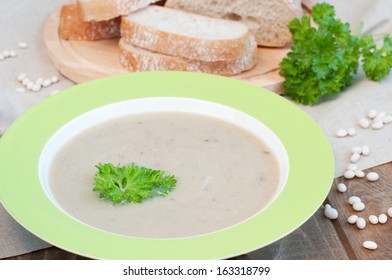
[165,0,303,47]
[121,5,252,62]
[76,0,162,21]
[118,37,257,75]
[59,4,121,41]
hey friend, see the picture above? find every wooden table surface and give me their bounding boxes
[3,161,391,260]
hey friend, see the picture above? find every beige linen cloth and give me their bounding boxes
[0,0,391,259]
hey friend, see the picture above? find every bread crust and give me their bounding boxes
[76,0,161,21]
[165,0,303,47]
[119,38,257,76]
[121,6,251,62]
[59,4,121,41]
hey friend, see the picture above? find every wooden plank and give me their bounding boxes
[233,208,350,260]
[44,9,289,87]
[326,162,392,259]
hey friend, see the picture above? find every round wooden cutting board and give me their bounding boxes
[44,9,290,93]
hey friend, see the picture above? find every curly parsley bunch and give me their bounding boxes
[279,3,392,105]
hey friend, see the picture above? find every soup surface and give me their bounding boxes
[48,111,280,238]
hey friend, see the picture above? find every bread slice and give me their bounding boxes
[165,0,303,47]
[121,5,251,62]
[118,37,257,75]
[59,4,121,41]
[76,0,162,21]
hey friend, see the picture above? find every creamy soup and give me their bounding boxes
[48,111,280,238]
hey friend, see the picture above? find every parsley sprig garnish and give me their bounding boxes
[92,163,177,205]
[279,3,392,105]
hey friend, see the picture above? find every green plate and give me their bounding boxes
[0,72,334,259]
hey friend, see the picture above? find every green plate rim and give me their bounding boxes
[0,72,334,259]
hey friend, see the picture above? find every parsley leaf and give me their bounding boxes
[92,163,177,205]
[279,2,392,105]
[361,35,392,81]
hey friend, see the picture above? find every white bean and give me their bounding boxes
[336,129,348,137]
[337,183,347,193]
[346,163,358,171]
[0,54,4,60]
[348,196,361,205]
[368,109,378,119]
[369,215,379,224]
[383,115,392,124]
[375,111,386,121]
[32,84,41,92]
[22,77,30,86]
[378,214,388,224]
[361,145,370,156]
[17,73,27,82]
[351,146,362,154]
[388,208,392,218]
[363,241,377,250]
[18,42,28,49]
[353,202,366,211]
[347,215,358,224]
[344,170,355,179]
[324,207,338,220]
[35,77,44,86]
[356,217,366,229]
[371,121,384,130]
[9,50,16,57]
[355,169,365,178]
[359,118,370,128]
[347,128,356,136]
[366,172,379,182]
[2,50,10,57]
[51,75,59,83]
[324,204,331,209]
[15,87,26,93]
[27,81,34,90]
[350,153,361,163]
[42,79,52,87]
